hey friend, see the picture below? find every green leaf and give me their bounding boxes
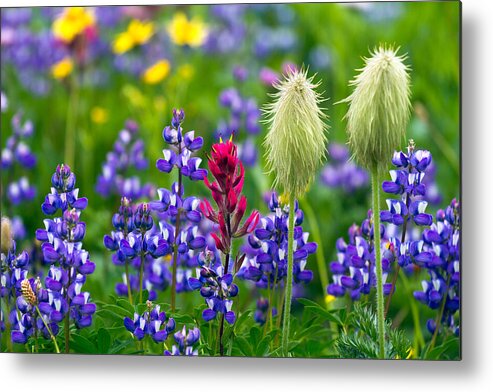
[297,297,343,325]
[235,336,253,356]
[96,309,125,324]
[426,337,460,360]
[108,339,135,355]
[97,328,111,354]
[103,304,133,318]
[70,333,97,354]
[256,336,271,357]
[172,313,195,324]
[249,327,261,346]
[234,310,253,333]
[116,298,135,315]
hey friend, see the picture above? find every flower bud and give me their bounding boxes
[263,68,328,198]
[341,45,411,172]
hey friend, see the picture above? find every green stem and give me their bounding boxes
[428,275,451,353]
[64,274,72,354]
[170,159,183,313]
[371,168,386,359]
[300,199,329,297]
[399,270,425,355]
[139,250,145,304]
[281,194,295,357]
[125,261,133,305]
[2,298,13,352]
[35,306,60,353]
[64,73,79,168]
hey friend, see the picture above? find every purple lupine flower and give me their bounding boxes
[188,248,238,324]
[320,143,369,193]
[413,199,460,336]
[104,197,172,300]
[124,301,175,343]
[152,108,209,305]
[238,192,316,289]
[157,109,206,181]
[1,220,30,305]
[379,142,435,275]
[10,277,63,344]
[35,164,96,330]
[203,5,247,54]
[96,120,153,200]
[1,112,37,239]
[164,325,201,356]
[217,85,261,139]
[326,210,393,301]
[254,297,277,326]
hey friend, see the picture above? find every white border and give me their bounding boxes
[2,0,493,391]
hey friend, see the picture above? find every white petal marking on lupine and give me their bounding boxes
[300,259,307,271]
[349,266,356,277]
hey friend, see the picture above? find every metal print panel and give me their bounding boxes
[0,1,461,359]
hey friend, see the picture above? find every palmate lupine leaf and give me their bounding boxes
[336,303,411,359]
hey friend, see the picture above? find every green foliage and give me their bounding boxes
[336,304,411,359]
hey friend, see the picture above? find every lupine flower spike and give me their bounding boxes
[340,45,411,359]
[154,108,207,312]
[35,164,96,352]
[263,68,327,356]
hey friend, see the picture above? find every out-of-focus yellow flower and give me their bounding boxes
[167,12,207,47]
[154,96,167,112]
[51,57,74,79]
[91,107,108,124]
[52,7,95,44]
[325,294,336,305]
[113,19,154,54]
[122,84,145,108]
[142,59,171,85]
[178,64,194,81]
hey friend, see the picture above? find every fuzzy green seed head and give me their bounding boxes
[263,68,328,198]
[342,45,411,172]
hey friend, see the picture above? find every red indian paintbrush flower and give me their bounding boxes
[201,138,259,256]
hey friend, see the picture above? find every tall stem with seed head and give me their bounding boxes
[371,168,385,359]
[263,69,328,356]
[281,194,296,356]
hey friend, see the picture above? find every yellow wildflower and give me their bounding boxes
[325,294,336,305]
[142,60,171,85]
[167,12,207,47]
[91,107,108,124]
[113,19,154,54]
[52,7,95,44]
[51,57,74,79]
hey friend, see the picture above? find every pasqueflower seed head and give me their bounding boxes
[341,45,411,172]
[1,217,13,254]
[263,68,328,198]
[21,279,37,306]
